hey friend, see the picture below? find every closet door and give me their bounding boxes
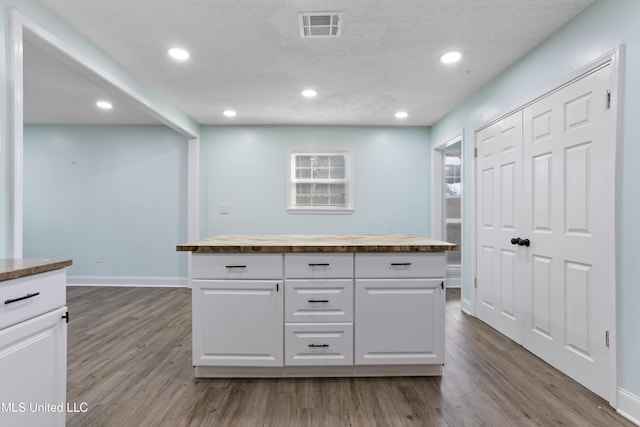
[476,111,524,343]
[521,64,612,398]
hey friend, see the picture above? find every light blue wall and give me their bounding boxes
[23,125,188,278]
[0,0,199,257]
[200,126,431,236]
[430,0,640,398]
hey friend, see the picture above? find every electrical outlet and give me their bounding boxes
[96,253,103,263]
[220,203,229,214]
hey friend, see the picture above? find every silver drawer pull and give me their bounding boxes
[390,262,412,267]
[308,263,330,267]
[308,344,329,348]
[5,292,40,305]
[225,265,247,269]
[308,299,329,303]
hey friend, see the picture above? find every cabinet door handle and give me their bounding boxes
[308,299,329,303]
[308,344,329,348]
[225,265,247,269]
[4,292,40,305]
[308,263,330,267]
[390,262,412,267]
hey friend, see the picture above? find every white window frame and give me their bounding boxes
[287,148,354,214]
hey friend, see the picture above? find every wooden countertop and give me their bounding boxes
[176,234,457,253]
[0,259,73,282]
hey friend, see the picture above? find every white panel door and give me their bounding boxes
[522,64,612,398]
[476,111,524,343]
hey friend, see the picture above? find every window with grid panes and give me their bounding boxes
[288,149,353,212]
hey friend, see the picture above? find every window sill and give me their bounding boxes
[287,207,354,215]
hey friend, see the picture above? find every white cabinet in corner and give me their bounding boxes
[0,267,69,427]
[0,307,67,426]
[191,254,284,367]
[354,253,445,366]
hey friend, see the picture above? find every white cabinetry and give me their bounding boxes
[284,253,353,366]
[190,250,446,377]
[191,254,283,367]
[0,268,68,427]
[355,253,445,365]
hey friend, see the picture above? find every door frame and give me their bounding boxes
[473,46,622,405]
[431,130,464,289]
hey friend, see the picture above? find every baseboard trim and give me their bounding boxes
[194,364,443,378]
[445,277,461,288]
[67,276,188,287]
[618,388,640,426]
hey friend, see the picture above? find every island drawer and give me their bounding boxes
[285,280,353,322]
[284,253,353,279]
[0,269,66,330]
[284,323,353,366]
[192,254,283,279]
[355,253,445,278]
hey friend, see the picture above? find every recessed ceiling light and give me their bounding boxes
[223,110,237,118]
[440,51,462,64]
[96,101,113,110]
[168,47,190,61]
[301,89,317,98]
[395,111,408,119]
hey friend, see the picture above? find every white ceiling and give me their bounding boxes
[24,33,161,125]
[26,0,595,126]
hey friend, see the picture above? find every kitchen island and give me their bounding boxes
[177,234,455,378]
[1,258,72,426]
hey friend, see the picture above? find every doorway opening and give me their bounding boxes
[442,143,462,287]
[431,131,463,288]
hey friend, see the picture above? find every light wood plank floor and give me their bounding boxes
[65,287,633,427]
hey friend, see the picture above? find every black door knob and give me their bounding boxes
[511,238,519,245]
[518,238,530,247]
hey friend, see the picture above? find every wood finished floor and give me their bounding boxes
[65,287,633,427]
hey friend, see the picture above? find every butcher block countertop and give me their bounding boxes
[176,234,456,253]
[0,259,73,282]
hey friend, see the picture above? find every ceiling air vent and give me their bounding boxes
[298,12,343,38]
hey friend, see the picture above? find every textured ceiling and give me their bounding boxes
[28,0,595,126]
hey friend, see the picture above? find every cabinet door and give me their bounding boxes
[355,279,444,365]
[0,307,67,427]
[192,280,283,366]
